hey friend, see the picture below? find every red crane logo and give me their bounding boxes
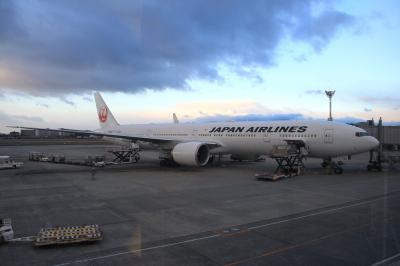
[99,106,108,123]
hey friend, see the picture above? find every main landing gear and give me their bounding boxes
[321,158,343,174]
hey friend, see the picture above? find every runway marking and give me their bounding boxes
[370,252,400,266]
[247,196,390,230]
[225,222,370,266]
[53,192,399,266]
[52,234,220,266]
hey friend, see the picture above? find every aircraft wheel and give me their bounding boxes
[321,162,327,168]
[160,160,168,167]
[334,167,343,175]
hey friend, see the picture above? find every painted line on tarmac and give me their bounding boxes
[52,234,220,266]
[370,252,400,266]
[53,192,399,266]
[225,222,371,266]
[248,195,395,230]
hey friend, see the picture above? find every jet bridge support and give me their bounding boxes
[367,149,382,171]
[367,117,383,171]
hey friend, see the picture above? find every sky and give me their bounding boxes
[0,0,399,133]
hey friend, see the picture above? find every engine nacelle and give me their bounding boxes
[171,142,210,167]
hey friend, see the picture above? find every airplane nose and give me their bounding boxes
[368,137,380,150]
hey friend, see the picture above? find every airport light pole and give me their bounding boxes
[325,90,335,121]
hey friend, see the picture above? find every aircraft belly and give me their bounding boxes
[138,141,159,150]
[220,138,268,155]
[308,143,355,158]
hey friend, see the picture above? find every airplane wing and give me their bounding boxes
[9,126,221,147]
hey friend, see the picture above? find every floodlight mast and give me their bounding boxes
[325,90,335,121]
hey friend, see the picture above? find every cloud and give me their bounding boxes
[364,108,372,112]
[198,111,207,116]
[292,9,355,51]
[191,113,368,125]
[176,100,269,117]
[305,89,324,95]
[293,54,308,63]
[333,116,364,124]
[0,0,356,96]
[361,96,400,104]
[83,96,93,102]
[361,96,400,113]
[60,98,75,106]
[194,113,306,123]
[0,0,23,42]
[384,122,400,126]
[36,103,49,108]
[0,110,44,124]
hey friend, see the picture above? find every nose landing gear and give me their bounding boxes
[367,149,382,171]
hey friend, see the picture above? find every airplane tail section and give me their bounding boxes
[94,92,119,129]
[173,113,179,124]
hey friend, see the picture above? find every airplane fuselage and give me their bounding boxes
[13,92,380,168]
[99,120,379,159]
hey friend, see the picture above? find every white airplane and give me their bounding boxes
[12,92,379,172]
[103,113,179,146]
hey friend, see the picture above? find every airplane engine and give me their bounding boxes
[171,142,210,167]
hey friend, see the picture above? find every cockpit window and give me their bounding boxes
[355,132,369,137]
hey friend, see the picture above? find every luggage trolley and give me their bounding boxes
[1,218,102,246]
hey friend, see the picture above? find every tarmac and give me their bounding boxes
[0,144,400,266]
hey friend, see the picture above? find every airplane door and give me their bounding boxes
[263,133,271,143]
[324,129,334,144]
